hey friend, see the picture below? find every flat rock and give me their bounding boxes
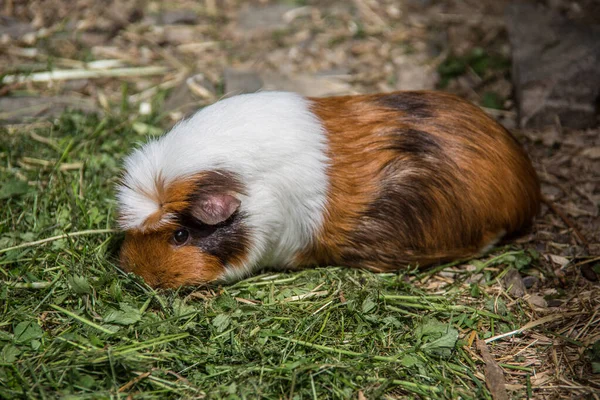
[393,54,438,90]
[163,74,216,119]
[162,25,201,45]
[158,9,198,25]
[580,264,598,282]
[506,3,600,129]
[0,15,36,40]
[163,81,200,119]
[236,4,297,35]
[527,294,548,309]
[503,268,527,298]
[260,71,353,97]
[0,96,99,124]
[522,275,539,289]
[223,68,354,98]
[223,68,264,96]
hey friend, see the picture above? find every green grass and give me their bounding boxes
[437,47,511,90]
[0,111,537,399]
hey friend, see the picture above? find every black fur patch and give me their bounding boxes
[385,128,443,156]
[342,126,480,266]
[178,211,250,266]
[376,92,434,119]
[181,170,250,266]
[188,170,247,200]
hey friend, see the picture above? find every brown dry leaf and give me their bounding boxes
[580,146,600,160]
[477,338,508,400]
[547,254,569,267]
[530,370,554,386]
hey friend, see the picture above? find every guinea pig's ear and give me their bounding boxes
[190,194,241,225]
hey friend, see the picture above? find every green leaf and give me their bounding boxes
[109,281,123,302]
[382,316,401,328]
[361,297,376,314]
[104,303,142,326]
[421,328,459,355]
[1,344,21,363]
[67,275,92,295]
[588,340,600,361]
[87,206,103,225]
[212,314,231,333]
[132,122,163,136]
[282,360,302,370]
[77,374,96,389]
[470,283,481,298]
[400,354,422,368]
[226,382,237,394]
[13,321,43,344]
[415,319,459,357]
[415,319,446,340]
[0,179,31,199]
[172,298,196,317]
[0,331,13,342]
[482,92,503,110]
[512,252,533,270]
[485,298,508,316]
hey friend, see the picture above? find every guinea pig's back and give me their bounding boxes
[300,91,540,270]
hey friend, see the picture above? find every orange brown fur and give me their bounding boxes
[297,91,540,270]
[120,228,224,287]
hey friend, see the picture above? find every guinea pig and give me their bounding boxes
[117,91,540,288]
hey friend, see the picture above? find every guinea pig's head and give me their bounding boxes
[117,170,249,288]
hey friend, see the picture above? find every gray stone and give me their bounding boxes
[547,299,563,308]
[527,294,548,309]
[0,16,35,40]
[503,268,527,298]
[506,3,600,129]
[159,9,198,25]
[237,4,296,33]
[580,264,598,282]
[163,81,200,118]
[393,54,438,91]
[0,96,99,124]
[223,68,354,98]
[223,68,263,96]
[522,275,539,289]
[163,74,216,118]
[260,71,353,97]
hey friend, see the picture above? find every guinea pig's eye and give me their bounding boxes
[172,228,190,246]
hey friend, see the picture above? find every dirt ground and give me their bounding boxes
[1,0,599,398]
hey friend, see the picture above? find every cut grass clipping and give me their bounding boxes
[0,111,596,398]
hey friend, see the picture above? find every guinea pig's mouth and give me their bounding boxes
[118,258,163,288]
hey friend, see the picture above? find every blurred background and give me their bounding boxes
[0,0,596,126]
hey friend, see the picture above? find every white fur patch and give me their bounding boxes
[117,92,330,277]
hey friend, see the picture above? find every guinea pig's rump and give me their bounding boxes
[297,91,541,271]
